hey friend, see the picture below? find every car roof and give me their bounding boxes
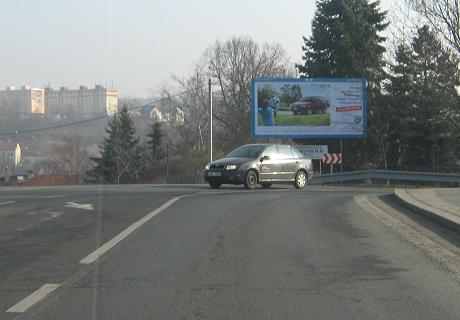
[239,143,292,148]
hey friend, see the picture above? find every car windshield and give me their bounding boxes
[226,145,266,158]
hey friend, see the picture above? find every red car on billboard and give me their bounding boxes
[291,96,328,115]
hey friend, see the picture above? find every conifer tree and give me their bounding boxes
[298,0,387,86]
[87,106,143,183]
[147,122,164,161]
[388,26,460,171]
[297,0,388,169]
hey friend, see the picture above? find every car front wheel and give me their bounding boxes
[244,170,258,190]
[294,171,307,189]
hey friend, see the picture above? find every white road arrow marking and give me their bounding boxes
[65,202,94,211]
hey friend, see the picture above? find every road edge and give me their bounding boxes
[354,195,460,282]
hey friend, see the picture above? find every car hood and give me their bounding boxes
[211,157,255,165]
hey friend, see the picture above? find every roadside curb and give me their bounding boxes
[393,189,460,233]
[355,195,460,282]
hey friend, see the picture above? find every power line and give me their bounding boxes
[0,85,206,137]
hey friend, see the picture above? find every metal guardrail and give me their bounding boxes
[310,170,460,185]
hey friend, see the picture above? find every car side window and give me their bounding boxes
[277,145,294,159]
[262,146,277,160]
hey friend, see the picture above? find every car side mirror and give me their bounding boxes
[260,155,270,162]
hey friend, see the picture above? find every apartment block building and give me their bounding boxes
[45,85,118,116]
[0,86,46,114]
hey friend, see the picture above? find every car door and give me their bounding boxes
[277,145,297,181]
[258,145,282,181]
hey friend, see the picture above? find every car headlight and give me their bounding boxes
[205,163,211,170]
[225,164,238,170]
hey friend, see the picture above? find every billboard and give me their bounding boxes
[251,78,367,138]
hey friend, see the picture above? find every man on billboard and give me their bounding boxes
[258,96,279,126]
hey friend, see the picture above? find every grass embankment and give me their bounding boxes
[258,113,330,126]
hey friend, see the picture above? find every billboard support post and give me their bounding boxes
[340,138,343,172]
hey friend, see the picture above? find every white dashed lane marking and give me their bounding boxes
[18,212,64,231]
[0,201,16,206]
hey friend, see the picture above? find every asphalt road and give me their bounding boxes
[1,185,459,319]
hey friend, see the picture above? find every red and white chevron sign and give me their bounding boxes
[323,153,342,164]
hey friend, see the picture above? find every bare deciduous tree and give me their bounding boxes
[405,0,460,54]
[53,135,91,175]
[172,67,210,151]
[156,36,292,154]
[152,75,209,152]
[205,37,292,150]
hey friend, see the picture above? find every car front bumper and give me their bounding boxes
[204,169,244,185]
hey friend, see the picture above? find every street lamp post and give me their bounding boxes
[208,79,213,162]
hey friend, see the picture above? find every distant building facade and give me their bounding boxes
[45,85,118,116]
[150,106,185,123]
[0,86,46,114]
[0,142,22,178]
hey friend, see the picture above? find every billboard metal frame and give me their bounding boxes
[250,77,367,139]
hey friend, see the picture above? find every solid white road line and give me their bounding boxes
[79,195,186,264]
[0,201,16,206]
[6,284,60,313]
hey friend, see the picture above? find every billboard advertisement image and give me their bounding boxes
[251,78,367,138]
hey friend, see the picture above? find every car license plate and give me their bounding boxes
[208,171,221,177]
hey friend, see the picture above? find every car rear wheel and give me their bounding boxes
[261,183,272,189]
[209,183,221,189]
[294,171,307,189]
[244,170,257,190]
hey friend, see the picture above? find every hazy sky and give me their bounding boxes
[1,0,394,98]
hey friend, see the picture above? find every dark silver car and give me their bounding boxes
[204,144,313,190]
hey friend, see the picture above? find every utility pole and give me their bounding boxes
[208,79,213,162]
[165,141,169,184]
